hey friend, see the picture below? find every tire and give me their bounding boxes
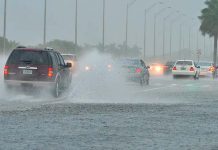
[194,73,199,80]
[146,79,149,85]
[140,76,145,86]
[145,74,149,85]
[53,80,60,98]
[173,75,177,79]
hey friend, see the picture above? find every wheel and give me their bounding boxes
[145,74,149,85]
[194,73,199,80]
[146,79,149,85]
[173,75,177,79]
[140,76,145,86]
[53,80,60,98]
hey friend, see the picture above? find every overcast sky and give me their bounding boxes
[0,0,209,56]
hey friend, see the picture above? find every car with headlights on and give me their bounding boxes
[149,63,165,76]
[121,58,150,85]
[172,60,200,79]
[4,47,72,97]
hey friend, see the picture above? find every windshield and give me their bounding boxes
[7,50,49,65]
[198,62,212,66]
[121,59,140,66]
[176,61,193,66]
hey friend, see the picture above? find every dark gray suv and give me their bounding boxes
[4,47,72,97]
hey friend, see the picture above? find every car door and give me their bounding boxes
[57,53,70,87]
[140,60,147,76]
[54,53,66,87]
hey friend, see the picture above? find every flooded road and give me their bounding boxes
[1,76,218,149]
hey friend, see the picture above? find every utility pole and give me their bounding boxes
[125,0,136,51]
[3,0,7,55]
[43,0,47,46]
[125,4,129,51]
[75,0,78,48]
[102,0,105,51]
[143,2,161,60]
[153,7,170,57]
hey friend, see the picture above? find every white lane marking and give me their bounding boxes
[135,84,177,93]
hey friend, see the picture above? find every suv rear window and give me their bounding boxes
[176,61,193,66]
[7,50,49,65]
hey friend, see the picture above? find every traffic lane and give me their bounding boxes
[134,75,218,104]
[67,74,217,104]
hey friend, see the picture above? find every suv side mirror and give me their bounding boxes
[197,66,200,68]
[65,62,72,68]
[147,66,150,69]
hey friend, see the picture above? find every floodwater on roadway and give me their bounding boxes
[1,53,218,149]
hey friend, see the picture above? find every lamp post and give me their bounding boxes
[3,0,7,55]
[169,14,182,57]
[179,18,188,58]
[125,0,136,51]
[143,1,162,60]
[162,10,178,57]
[43,0,47,46]
[153,7,170,57]
[75,0,78,48]
[102,0,105,51]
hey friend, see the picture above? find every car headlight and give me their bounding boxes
[155,66,162,72]
[85,66,90,71]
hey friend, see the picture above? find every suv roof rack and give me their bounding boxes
[45,47,54,51]
[16,46,26,49]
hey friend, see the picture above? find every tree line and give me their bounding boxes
[0,37,141,58]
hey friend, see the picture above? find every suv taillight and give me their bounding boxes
[4,65,9,75]
[48,67,53,77]
[172,66,177,70]
[190,67,195,71]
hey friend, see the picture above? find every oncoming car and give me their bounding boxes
[172,60,200,79]
[4,47,72,97]
[149,63,164,76]
[120,58,150,85]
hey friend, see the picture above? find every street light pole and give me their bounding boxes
[102,0,105,51]
[169,15,182,57]
[162,11,177,57]
[143,2,160,60]
[3,0,7,55]
[43,0,47,46]
[153,7,170,57]
[75,0,78,48]
[125,0,136,51]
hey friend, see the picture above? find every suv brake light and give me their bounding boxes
[136,68,142,73]
[4,65,9,75]
[172,66,177,70]
[48,67,53,77]
[190,67,195,71]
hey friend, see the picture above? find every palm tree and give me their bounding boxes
[199,0,218,78]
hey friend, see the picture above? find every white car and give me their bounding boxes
[198,61,213,76]
[172,60,200,79]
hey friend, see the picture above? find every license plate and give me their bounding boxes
[181,67,186,70]
[23,70,32,75]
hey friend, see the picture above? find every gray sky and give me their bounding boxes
[0,0,209,56]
